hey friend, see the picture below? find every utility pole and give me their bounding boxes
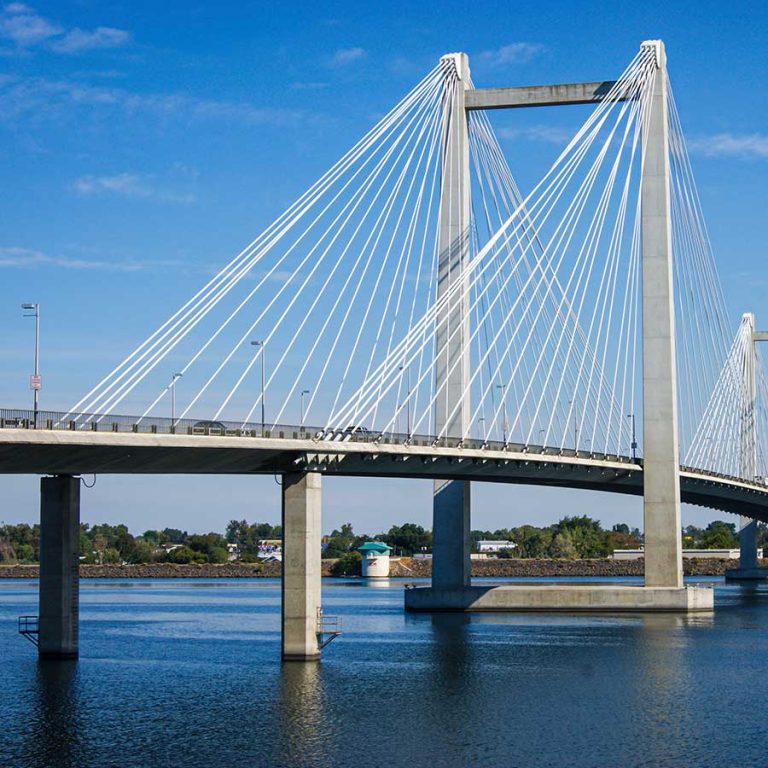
[21,303,40,426]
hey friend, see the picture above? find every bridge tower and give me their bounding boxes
[727,312,768,580]
[639,40,684,590]
[431,52,472,594]
[407,40,713,613]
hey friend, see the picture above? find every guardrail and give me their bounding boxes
[18,615,39,647]
[1,408,766,490]
[316,613,342,650]
[0,407,636,463]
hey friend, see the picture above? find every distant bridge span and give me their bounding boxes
[2,424,767,521]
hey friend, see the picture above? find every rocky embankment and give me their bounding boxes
[1,557,761,579]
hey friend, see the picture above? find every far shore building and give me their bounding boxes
[477,540,516,555]
[357,541,392,577]
[612,548,763,560]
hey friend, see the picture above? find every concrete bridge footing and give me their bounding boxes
[404,584,714,613]
[38,475,80,659]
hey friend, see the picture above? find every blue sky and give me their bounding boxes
[1,0,767,535]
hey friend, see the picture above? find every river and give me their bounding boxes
[2,576,767,767]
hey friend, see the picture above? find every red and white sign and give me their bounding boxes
[30,375,42,391]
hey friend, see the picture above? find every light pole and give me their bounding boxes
[478,417,486,442]
[251,340,266,435]
[300,389,310,429]
[496,383,508,443]
[170,372,183,428]
[399,364,411,436]
[21,303,40,426]
[627,413,637,460]
[568,399,578,449]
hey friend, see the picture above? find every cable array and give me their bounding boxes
[63,45,760,484]
[686,315,768,480]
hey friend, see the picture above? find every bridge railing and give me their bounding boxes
[2,407,639,466]
[4,407,768,487]
[1,407,626,456]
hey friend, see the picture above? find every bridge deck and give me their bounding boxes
[1,428,767,520]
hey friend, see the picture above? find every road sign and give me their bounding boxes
[30,375,41,391]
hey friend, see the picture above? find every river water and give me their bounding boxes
[2,576,768,768]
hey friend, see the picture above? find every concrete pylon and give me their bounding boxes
[727,313,767,580]
[432,52,472,592]
[640,40,684,590]
[39,475,80,659]
[282,472,322,661]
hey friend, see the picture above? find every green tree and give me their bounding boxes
[700,521,738,549]
[549,530,578,559]
[553,516,608,558]
[330,551,362,576]
[512,525,553,558]
[128,539,155,564]
[382,523,431,555]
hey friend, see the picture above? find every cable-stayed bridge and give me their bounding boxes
[4,40,768,660]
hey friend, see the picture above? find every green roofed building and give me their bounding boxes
[357,541,392,577]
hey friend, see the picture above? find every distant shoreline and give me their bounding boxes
[0,557,751,579]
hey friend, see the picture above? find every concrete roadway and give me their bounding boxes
[1,428,767,521]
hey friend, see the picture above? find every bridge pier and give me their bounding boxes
[726,314,768,580]
[432,479,471,591]
[38,475,80,660]
[282,472,322,661]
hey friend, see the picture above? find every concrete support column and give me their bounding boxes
[640,40,683,589]
[39,475,80,659]
[432,478,471,590]
[740,313,759,570]
[432,52,472,592]
[282,472,321,661]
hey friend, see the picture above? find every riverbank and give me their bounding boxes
[1,556,759,578]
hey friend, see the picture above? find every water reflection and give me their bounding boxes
[430,614,472,692]
[278,661,330,767]
[25,661,86,768]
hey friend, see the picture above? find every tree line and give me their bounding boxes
[0,517,762,566]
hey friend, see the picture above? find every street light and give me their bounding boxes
[251,340,266,435]
[170,372,183,427]
[478,417,486,442]
[300,389,310,429]
[568,399,578,448]
[21,303,40,426]
[399,364,411,436]
[627,413,637,460]
[496,383,508,443]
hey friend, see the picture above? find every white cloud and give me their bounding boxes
[0,3,60,46]
[290,81,329,91]
[497,125,571,144]
[0,4,130,54]
[71,172,196,204]
[0,75,304,127]
[478,42,545,67]
[688,132,768,160]
[0,246,181,271]
[330,47,366,66]
[51,26,131,54]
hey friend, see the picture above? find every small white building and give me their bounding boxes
[357,541,392,577]
[612,548,763,560]
[477,540,516,554]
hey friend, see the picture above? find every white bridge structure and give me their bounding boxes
[4,40,768,660]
